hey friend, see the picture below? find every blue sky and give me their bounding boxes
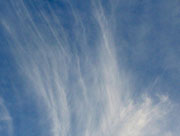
[0,0,180,136]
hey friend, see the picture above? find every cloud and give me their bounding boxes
[0,98,13,136]
[0,0,179,136]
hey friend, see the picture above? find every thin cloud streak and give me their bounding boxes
[0,98,13,136]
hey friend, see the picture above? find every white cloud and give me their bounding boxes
[1,0,179,136]
[0,98,13,136]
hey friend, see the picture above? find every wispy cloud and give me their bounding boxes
[0,98,13,136]
[0,0,179,136]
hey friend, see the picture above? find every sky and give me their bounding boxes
[0,0,180,136]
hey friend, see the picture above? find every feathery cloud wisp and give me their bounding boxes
[0,0,179,136]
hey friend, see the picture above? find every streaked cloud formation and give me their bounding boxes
[0,98,13,136]
[0,0,179,136]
